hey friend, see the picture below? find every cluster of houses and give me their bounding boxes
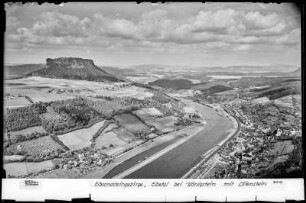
[204,98,301,178]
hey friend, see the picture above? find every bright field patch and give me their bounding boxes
[146,116,179,133]
[95,131,127,149]
[58,121,106,151]
[4,160,55,177]
[9,136,63,155]
[40,111,63,121]
[112,127,135,142]
[114,113,150,134]
[4,97,32,108]
[141,107,163,116]
[133,109,179,133]
[252,97,270,104]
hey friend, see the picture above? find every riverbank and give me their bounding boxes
[112,125,204,178]
[125,99,233,178]
[81,124,202,178]
[85,99,234,179]
[181,104,240,178]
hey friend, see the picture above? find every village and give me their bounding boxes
[190,96,302,179]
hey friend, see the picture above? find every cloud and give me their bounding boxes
[233,44,252,51]
[6,16,20,32]
[5,6,301,53]
[93,13,139,40]
[192,9,238,34]
[244,11,280,29]
[6,10,94,48]
[32,11,91,37]
[276,28,301,46]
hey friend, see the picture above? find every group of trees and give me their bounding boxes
[85,97,143,118]
[151,91,171,104]
[9,131,48,144]
[90,120,112,148]
[4,144,66,163]
[46,97,103,132]
[5,102,47,132]
[175,117,192,126]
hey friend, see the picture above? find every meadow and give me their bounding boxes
[114,113,151,135]
[5,126,47,142]
[133,109,179,133]
[4,160,55,177]
[95,131,127,149]
[7,136,63,156]
[57,120,106,151]
[112,127,135,143]
[4,97,32,108]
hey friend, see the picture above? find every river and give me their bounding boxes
[105,99,234,179]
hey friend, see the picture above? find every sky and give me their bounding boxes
[5,2,301,67]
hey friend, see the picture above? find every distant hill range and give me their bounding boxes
[198,64,299,73]
[26,57,123,82]
[125,64,299,74]
[5,64,44,79]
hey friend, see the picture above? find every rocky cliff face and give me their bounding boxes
[28,57,122,82]
[46,57,105,71]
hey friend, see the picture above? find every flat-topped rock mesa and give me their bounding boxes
[27,57,123,82]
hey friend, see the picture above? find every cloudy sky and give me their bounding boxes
[5,2,301,67]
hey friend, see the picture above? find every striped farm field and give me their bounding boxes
[57,120,106,151]
[114,113,150,134]
[95,131,127,149]
[4,160,55,177]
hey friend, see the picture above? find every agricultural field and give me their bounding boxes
[252,97,271,105]
[274,95,301,109]
[4,160,55,177]
[271,141,295,156]
[5,77,76,103]
[58,120,106,151]
[103,123,119,133]
[141,107,163,117]
[215,89,239,96]
[112,127,135,142]
[114,113,151,135]
[103,146,125,156]
[5,126,47,142]
[183,106,197,114]
[4,96,32,108]
[94,85,153,100]
[145,116,179,133]
[4,76,148,104]
[7,136,63,156]
[134,109,180,133]
[133,107,163,120]
[95,131,127,149]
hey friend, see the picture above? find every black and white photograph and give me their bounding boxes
[3,1,302,183]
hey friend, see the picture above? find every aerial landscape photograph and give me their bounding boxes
[3,2,302,179]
